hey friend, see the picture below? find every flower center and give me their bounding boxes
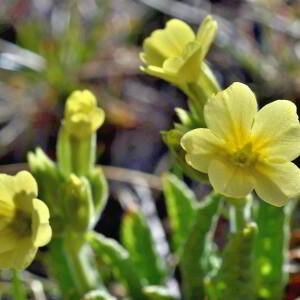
[231,142,258,167]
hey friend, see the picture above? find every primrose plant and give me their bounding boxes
[0,15,300,300]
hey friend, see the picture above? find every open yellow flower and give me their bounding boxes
[140,15,217,84]
[0,171,52,269]
[181,82,300,206]
[64,90,105,138]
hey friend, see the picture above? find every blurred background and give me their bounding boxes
[1,0,300,298]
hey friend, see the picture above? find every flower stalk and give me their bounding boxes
[228,196,252,233]
[12,270,26,300]
[64,234,102,296]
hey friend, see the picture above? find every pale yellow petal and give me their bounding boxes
[0,175,17,229]
[142,19,195,67]
[185,153,215,173]
[181,128,223,154]
[196,15,217,60]
[0,174,16,203]
[204,82,258,148]
[31,199,52,247]
[141,65,179,83]
[0,238,37,269]
[14,171,38,198]
[0,198,15,230]
[90,107,105,132]
[0,227,19,254]
[252,100,300,161]
[253,161,300,206]
[208,159,254,198]
[181,128,223,173]
[163,41,203,82]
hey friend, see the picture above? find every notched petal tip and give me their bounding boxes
[15,171,38,198]
[32,198,52,247]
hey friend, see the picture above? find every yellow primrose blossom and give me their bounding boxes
[181,82,300,206]
[140,15,217,84]
[0,171,52,269]
[64,90,105,138]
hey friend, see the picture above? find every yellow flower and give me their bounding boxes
[0,171,52,269]
[64,90,105,138]
[140,16,217,84]
[181,82,300,206]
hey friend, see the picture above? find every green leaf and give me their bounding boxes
[207,223,258,300]
[64,236,103,297]
[253,200,294,300]
[180,193,223,300]
[86,232,146,299]
[143,286,179,300]
[87,167,109,227]
[121,210,166,285]
[162,173,196,253]
[175,108,193,128]
[46,238,80,300]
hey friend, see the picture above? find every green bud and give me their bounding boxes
[58,90,104,177]
[61,174,94,233]
[175,108,193,128]
[64,90,105,138]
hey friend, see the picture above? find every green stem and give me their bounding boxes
[12,270,26,300]
[228,196,252,233]
[70,133,96,177]
[64,234,103,297]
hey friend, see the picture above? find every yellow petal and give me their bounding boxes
[196,15,217,60]
[90,107,105,132]
[0,174,16,203]
[14,171,38,198]
[204,82,257,148]
[142,19,195,67]
[0,197,15,230]
[0,227,19,254]
[0,238,37,269]
[181,128,223,154]
[141,65,179,83]
[208,159,254,198]
[66,90,97,117]
[185,153,216,173]
[253,161,300,206]
[31,199,52,247]
[163,41,202,82]
[252,100,300,161]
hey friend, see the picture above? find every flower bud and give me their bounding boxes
[61,174,94,232]
[64,90,105,138]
